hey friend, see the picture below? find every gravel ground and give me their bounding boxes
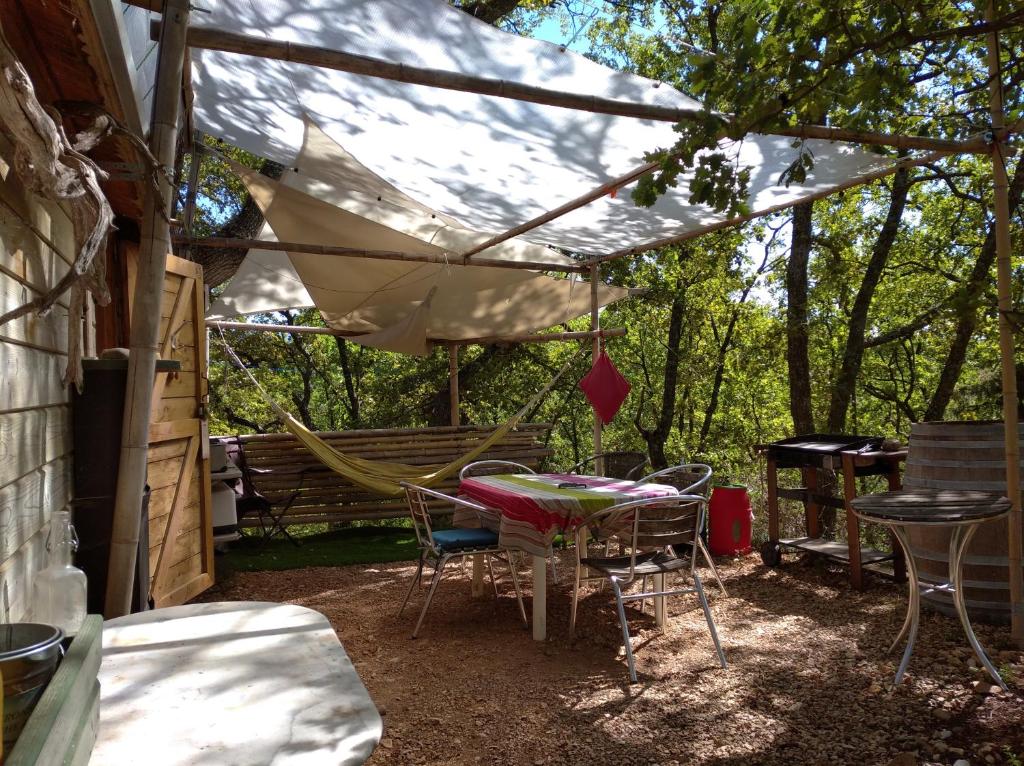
[201,553,1023,766]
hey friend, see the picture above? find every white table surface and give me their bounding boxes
[92,601,382,765]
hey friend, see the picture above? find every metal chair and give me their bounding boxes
[567,451,650,481]
[226,437,305,546]
[458,460,535,480]
[638,464,727,595]
[458,460,558,582]
[569,494,727,682]
[399,482,528,638]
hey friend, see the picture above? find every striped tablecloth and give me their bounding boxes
[459,473,677,556]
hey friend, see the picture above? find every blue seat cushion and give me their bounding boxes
[432,527,499,552]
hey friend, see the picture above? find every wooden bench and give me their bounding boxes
[224,423,554,526]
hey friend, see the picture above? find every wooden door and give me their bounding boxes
[128,252,213,607]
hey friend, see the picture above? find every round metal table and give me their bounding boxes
[850,489,1012,689]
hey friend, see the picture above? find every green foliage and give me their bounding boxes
[205,1,1023,550]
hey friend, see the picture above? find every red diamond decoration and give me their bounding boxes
[578,351,631,425]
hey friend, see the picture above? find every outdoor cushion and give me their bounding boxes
[432,527,499,552]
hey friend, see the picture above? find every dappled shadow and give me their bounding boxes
[198,551,1023,765]
[162,0,893,256]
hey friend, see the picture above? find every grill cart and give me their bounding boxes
[757,435,908,589]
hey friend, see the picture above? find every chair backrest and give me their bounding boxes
[639,463,713,497]
[569,451,649,480]
[459,460,535,480]
[591,494,707,581]
[226,436,262,500]
[401,482,496,552]
[401,482,439,551]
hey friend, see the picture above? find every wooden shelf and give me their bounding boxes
[780,537,894,567]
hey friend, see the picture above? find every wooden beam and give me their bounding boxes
[183,27,990,156]
[172,234,587,273]
[455,327,626,346]
[586,150,949,264]
[106,0,190,619]
[985,0,1023,646]
[461,158,660,261]
[207,319,626,346]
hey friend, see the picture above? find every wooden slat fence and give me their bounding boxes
[225,423,554,526]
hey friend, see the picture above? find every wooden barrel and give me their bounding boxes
[903,420,1023,624]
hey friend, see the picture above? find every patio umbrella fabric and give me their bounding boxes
[184,0,896,256]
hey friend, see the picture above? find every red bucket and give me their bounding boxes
[708,486,753,556]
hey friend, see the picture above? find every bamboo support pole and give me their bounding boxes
[590,264,603,476]
[207,320,626,345]
[171,235,586,273]
[461,159,661,261]
[985,0,1023,646]
[587,151,949,264]
[106,0,190,618]
[182,28,994,156]
[448,343,460,427]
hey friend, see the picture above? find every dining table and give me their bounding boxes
[459,472,678,640]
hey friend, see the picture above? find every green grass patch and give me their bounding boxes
[225,523,420,572]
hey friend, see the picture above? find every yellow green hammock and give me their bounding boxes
[218,331,582,496]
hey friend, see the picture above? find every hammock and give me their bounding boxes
[218,330,582,495]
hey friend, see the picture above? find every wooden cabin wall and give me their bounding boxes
[0,136,89,622]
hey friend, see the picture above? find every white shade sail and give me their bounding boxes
[187,0,895,256]
[208,139,627,353]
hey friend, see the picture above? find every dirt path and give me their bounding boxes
[201,554,1023,765]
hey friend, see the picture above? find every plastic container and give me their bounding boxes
[0,623,64,758]
[708,485,753,556]
[30,511,87,638]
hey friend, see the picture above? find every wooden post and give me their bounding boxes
[106,0,190,618]
[448,343,459,427]
[766,457,780,543]
[985,0,1023,645]
[590,265,602,475]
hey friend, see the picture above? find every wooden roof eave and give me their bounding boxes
[0,0,148,220]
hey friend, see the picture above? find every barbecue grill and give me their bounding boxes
[758,434,907,589]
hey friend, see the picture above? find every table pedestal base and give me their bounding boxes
[888,524,1007,690]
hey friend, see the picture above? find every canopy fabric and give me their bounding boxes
[209,151,627,349]
[188,0,896,256]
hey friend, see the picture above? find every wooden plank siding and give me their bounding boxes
[0,137,82,622]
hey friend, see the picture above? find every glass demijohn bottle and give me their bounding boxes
[30,510,87,637]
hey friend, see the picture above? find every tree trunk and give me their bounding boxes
[698,250,771,453]
[826,164,912,432]
[190,158,285,286]
[638,278,685,470]
[423,344,506,425]
[925,158,1024,421]
[786,201,815,435]
[455,0,529,23]
[333,336,362,427]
